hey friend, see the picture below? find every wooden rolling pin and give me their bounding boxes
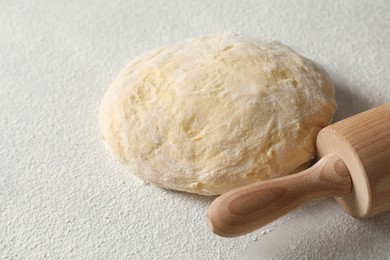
[207,103,390,237]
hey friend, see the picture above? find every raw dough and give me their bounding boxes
[99,34,336,195]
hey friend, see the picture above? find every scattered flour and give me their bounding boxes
[244,199,390,259]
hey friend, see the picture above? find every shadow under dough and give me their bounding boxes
[331,72,373,122]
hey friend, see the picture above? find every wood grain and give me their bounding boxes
[207,154,351,237]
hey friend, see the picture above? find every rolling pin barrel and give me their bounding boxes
[317,103,390,218]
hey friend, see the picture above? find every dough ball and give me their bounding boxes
[99,34,336,195]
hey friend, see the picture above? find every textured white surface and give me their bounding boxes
[0,0,389,259]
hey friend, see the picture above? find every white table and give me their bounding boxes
[1,0,389,259]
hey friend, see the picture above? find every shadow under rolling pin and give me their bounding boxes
[207,103,390,237]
